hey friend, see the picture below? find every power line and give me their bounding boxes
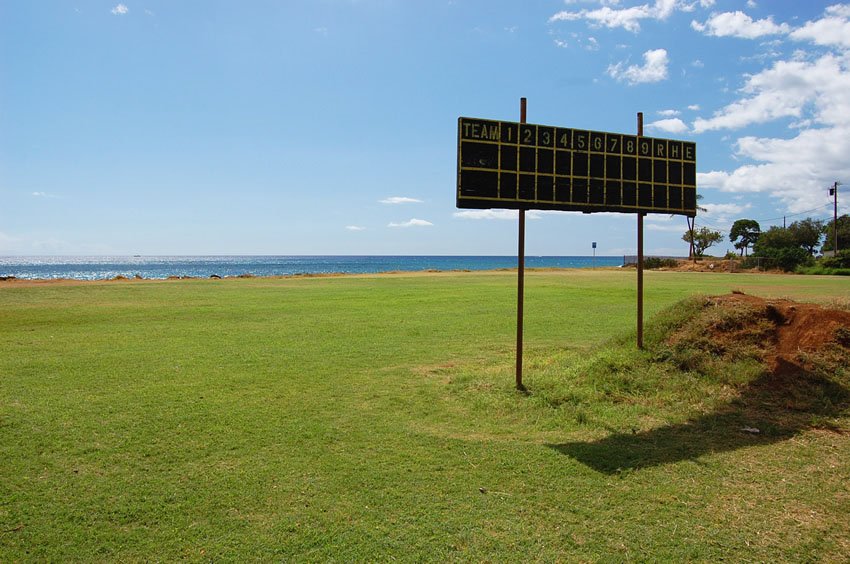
[690,202,835,232]
[693,213,835,233]
[751,202,834,224]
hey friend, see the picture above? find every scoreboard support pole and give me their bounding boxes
[516,97,528,391]
[636,112,645,350]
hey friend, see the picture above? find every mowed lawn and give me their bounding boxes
[1,270,849,560]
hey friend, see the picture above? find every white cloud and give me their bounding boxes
[690,3,850,214]
[388,218,433,228]
[691,11,789,39]
[700,202,750,222]
[551,5,651,33]
[646,118,688,133]
[658,109,680,117]
[607,48,669,84]
[692,54,844,133]
[549,0,702,33]
[646,203,748,234]
[789,4,850,50]
[345,225,365,231]
[645,214,693,233]
[111,4,128,15]
[687,104,700,111]
[697,125,850,212]
[379,196,423,204]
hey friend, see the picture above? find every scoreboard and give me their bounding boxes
[457,117,697,216]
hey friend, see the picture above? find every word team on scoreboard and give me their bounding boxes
[457,117,697,217]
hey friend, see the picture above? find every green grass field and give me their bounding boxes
[2,269,849,561]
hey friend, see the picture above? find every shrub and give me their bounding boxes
[755,246,813,272]
[821,250,850,269]
[643,257,679,269]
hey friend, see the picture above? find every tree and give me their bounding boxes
[752,225,812,271]
[682,226,723,258]
[754,225,795,251]
[729,219,761,257]
[787,218,824,255]
[684,194,708,261]
[822,214,850,253]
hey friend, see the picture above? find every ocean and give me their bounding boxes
[0,255,625,281]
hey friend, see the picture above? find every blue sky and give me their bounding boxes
[1,0,848,256]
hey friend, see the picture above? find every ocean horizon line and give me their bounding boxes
[0,255,669,281]
[1,253,631,258]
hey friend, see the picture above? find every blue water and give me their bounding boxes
[0,255,625,281]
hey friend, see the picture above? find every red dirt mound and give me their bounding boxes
[698,293,850,376]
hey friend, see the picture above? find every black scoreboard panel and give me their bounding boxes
[457,117,697,216]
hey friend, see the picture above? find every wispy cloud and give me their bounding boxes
[646,221,689,233]
[453,210,566,220]
[345,225,365,231]
[32,191,60,199]
[607,48,669,85]
[380,196,422,204]
[453,210,518,220]
[111,4,128,15]
[388,218,433,228]
[549,0,705,34]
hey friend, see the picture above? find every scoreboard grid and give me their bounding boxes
[457,117,697,216]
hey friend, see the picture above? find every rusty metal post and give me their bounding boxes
[516,97,527,391]
[637,112,645,349]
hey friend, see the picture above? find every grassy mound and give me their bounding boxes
[447,293,850,470]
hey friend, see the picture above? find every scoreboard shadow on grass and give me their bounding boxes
[547,366,850,474]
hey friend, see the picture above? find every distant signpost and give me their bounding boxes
[457,117,697,217]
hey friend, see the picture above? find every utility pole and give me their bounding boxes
[830,181,840,253]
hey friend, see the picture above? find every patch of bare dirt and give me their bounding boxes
[662,259,766,273]
[681,293,850,377]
